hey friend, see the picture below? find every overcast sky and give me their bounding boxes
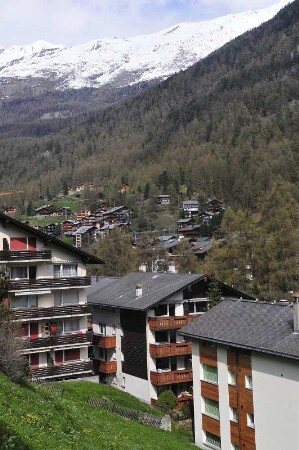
[0,0,284,47]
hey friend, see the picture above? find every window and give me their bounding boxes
[64,348,80,361]
[231,445,240,450]
[54,264,77,278]
[188,301,207,314]
[98,347,107,360]
[11,295,37,309]
[203,397,220,419]
[98,322,106,335]
[229,406,238,422]
[245,375,253,389]
[155,330,169,343]
[54,291,79,306]
[204,431,221,449]
[247,413,255,429]
[10,237,36,250]
[202,364,218,384]
[228,369,236,385]
[10,266,27,280]
[154,304,168,316]
[156,358,170,371]
[64,319,80,333]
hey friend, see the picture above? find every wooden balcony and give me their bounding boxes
[148,315,198,330]
[31,360,93,379]
[23,332,92,350]
[150,369,193,385]
[8,276,91,292]
[99,361,117,374]
[12,304,91,321]
[149,342,192,358]
[93,335,116,348]
[0,250,52,263]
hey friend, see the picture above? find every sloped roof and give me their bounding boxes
[88,272,204,310]
[181,299,299,360]
[0,211,104,264]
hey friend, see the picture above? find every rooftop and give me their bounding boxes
[181,299,299,360]
[88,272,204,310]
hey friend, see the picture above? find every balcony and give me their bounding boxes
[0,250,52,263]
[96,361,117,374]
[31,360,93,379]
[148,315,198,330]
[93,335,116,348]
[12,304,91,321]
[8,276,91,292]
[150,369,193,385]
[23,332,92,350]
[149,342,192,358]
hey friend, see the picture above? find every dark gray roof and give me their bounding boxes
[181,299,299,360]
[88,272,204,310]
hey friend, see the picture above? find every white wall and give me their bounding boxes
[217,346,230,450]
[192,339,204,448]
[121,373,151,403]
[252,353,299,450]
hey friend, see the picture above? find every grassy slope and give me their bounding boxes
[0,375,195,450]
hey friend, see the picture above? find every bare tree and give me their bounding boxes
[0,292,28,382]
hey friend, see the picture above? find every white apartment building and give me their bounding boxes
[181,298,299,450]
[0,211,104,380]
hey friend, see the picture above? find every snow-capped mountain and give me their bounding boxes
[0,0,292,92]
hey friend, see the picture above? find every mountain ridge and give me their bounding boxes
[0,0,291,93]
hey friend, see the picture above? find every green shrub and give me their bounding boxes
[157,390,177,410]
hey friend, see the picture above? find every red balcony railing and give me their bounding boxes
[8,276,91,291]
[148,315,198,330]
[150,369,193,385]
[93,335,116,348]
[0,250,52,262]
[149,342,192,358]
[99,361,117,374]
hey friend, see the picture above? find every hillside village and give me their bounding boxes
[2,184,225,264]
[0,1,298,449]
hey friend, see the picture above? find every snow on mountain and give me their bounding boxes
[0,0,292,91]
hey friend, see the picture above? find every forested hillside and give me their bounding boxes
[0,0,298,208]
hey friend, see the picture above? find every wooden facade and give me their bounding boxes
[227,350,256,450]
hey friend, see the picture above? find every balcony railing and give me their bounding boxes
[148,315,198,330]
[12,304,91,321]
[94,360,117,374]
[31,360,93,379]
[150,369,193,385]
[149,342,192,358]
[23,332,92,350]
[93,335,116,348]
[8,276,91,292]
[0,250,52,262]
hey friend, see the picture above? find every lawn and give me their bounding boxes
[0,375,195,450]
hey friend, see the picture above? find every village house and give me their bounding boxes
[88,272,252,407]
[155,195,170,206]
[181,298,299,450]
[182,199,199,218]
[74,226,97,249]
[35,205,55,217]
[0,211,104,380]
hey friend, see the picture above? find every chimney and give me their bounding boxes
[139,263,147,273]
[136,284,142,297]
[168,261,177,274]
[292,292,299,333]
